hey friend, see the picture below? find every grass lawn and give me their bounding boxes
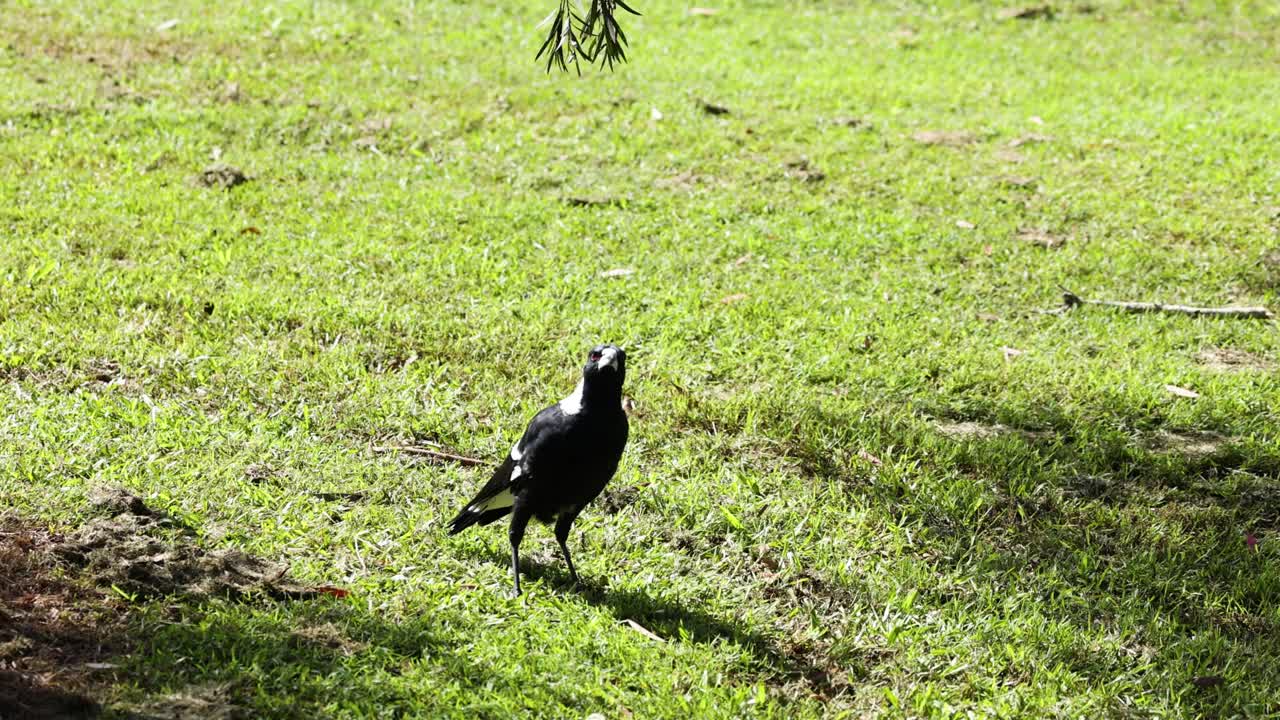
[2,0,1279,716]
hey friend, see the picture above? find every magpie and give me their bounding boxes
[449,344,629,596]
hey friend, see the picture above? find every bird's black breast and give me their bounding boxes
[521,405,628,522]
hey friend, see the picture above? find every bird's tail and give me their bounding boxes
[448,509,478,535]
[449,458,519,535]
[448,503,512,535]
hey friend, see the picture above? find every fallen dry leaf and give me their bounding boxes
[155,18,180,32]
[857,450,883,466]
[622,619,664,642]
[1002,346,1025,361]
[650,107,664,121]
[312,585,350,599]
[977,312,1001,323]
[1164,384,1200,399]
[688,7,718,15]
[1246,532,1259,553]
[720,293,748,304]
[600,268,635,278]
[956,220,975,230]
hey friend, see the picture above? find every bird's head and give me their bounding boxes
[583,344,626,385]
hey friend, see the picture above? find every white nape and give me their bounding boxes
[558,379,585,415]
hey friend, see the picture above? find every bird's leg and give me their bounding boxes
[554,508,583,586]
[507,502,533,597]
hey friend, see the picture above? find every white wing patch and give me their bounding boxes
[510,442,524,461]
[510,464,523,481]
[469,488,515,515]
[559,379,585,415]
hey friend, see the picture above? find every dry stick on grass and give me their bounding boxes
[1056,286,1275,320]
[371,445,487,466]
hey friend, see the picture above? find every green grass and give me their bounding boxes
[3,0,1280,716]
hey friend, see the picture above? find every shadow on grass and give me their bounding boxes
[475,548,846,696]
[102,551,844,719]
[109,602,501,719]
[0,521,121,720]
[680,394,1280,712]
[866,403,1280,714]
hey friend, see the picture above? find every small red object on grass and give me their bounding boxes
[313,585,350,598]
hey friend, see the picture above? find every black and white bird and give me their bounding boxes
[449,344,629,596]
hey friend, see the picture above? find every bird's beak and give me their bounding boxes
[597,347,618,370]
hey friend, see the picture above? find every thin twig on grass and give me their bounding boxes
[1055,286,1274,320]
[371,445,486,466]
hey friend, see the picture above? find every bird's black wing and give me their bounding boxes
[447,404,566,534]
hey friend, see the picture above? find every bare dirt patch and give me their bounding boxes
[54,487,321,600]
[130,683,248,720]
[0,489,352,718]
[911,130,978,147]
[0,519,127,720]
[291,623,368,657]
[936,421,1010,439]
[1143,430,1229,458]
[936,421,1054,442]
[995,148,1027,163]
[1244,250,1280,292]
[1017,227,1067,249]
[783,158,826,183]
[998,175,1037,189]
[999,5,1055,21]
[196,164,250,190]
[1009,133,1052,147]
[656,171,709,191]
[11,33,193,71]
[1194,347,1274,372]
